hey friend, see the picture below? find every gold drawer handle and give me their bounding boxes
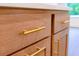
[22,27,45,35]
[27,47,46,56]
[31,47,46,56]
[62,20,70,24]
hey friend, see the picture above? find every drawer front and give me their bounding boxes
[58,31,68,56]
[52,29,68,56]
[0,14,51,55]
[11,37,51,56]
[54,13,69,33]
[58,37,67,56]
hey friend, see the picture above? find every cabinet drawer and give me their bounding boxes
[58,34,68,56]
[11,37,51,56]
[54,13,69,33]
[52,29,69,56]
[0,14,51,56]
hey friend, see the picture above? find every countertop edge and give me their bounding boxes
[0,3,70,11]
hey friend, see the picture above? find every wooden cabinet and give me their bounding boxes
[58,35,68,56]
[0,14,51,56]
[11,37,51,56]
[52,29,69,56]
[54,13,69,33]
[51,12,69,56]
[0,6,69,56]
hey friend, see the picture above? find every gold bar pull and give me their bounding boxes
[26,47,46,56]
[30,47,46,56]
[62,20,70,24]
[22,26,45,35]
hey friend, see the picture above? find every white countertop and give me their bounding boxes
[0,3,69,11]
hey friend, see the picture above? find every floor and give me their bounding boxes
[68,27,79,56]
